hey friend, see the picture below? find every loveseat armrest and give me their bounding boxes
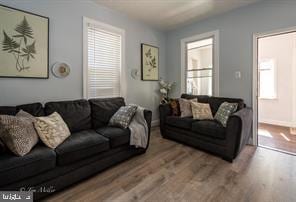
[225,107,253,161]
[144,109,152,150]
[159,103,171,136]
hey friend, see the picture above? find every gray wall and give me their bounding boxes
[0,0,166,121]
[2,0,296,120]
[166,0,296,106]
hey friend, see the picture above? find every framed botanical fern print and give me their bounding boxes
[0,4,49,78]
[141,43,159,81]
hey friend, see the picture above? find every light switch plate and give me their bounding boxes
[235,71,241,79]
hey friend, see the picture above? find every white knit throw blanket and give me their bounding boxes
[129,106,148,148]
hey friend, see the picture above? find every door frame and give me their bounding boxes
[180,30,220,96]
[252,26,296,146]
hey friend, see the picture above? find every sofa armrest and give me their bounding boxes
[159,103,171,136]
[144,109,152,150]
[225,107,253,160]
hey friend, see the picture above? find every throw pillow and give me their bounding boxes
[34,112,71,149]
[109,105,138,129]
[214,102,238,127]
[16,109,36,122]
[0,112,39,156]
[179,98,198,117]
[16,109,39,145]
[191,102,213,120]
[169,99,180,116]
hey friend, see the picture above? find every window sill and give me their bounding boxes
[259,97,277,100]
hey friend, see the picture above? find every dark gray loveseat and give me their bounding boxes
[159,94,252,162]
[0,97,152,200]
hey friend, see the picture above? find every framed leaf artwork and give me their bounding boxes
[141,43,159,81]
[0,4,49,78]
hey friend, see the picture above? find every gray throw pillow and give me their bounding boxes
[214,102,238,127]
[109,105,138,129]
[179,98,198,117]
[0,110,39,156]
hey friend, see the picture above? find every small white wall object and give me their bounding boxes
[235,71,241,79]
[131,69,140,80]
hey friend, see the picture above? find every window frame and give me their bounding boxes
[258,58,277,100]
[83,17,126,99]
[180,30,219,96]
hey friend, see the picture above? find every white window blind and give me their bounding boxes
[86,22,122,98]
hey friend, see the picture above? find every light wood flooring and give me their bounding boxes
[258,123,296,154]
[45,127,296,202]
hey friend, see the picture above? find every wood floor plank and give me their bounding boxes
[44,128,296,202]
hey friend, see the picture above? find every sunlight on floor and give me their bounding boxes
[280,133,290,141]
[258,129,273,138]
[258,123,296,154]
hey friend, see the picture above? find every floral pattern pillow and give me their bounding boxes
[214,102,238,127]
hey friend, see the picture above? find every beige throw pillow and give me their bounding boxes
[191,102,214,120]
[34,112,70,149]
[179,98,198,117]
[0,110,39,156]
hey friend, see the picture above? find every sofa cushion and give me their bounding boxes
[17,102,44,117]
[89,97,125,128]
[181,94,209,103]
[55,129,110,165]
[191,120,226,139]
[166,116,196,130]
[0,106,16,115]
[45,99,91,133]
[0,145,56,186]
[96,127,130,148]
[181,94,244,116]
[0,139,6,154]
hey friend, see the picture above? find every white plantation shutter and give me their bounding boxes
[85,21,122,98]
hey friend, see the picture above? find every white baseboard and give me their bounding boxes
[151,119,160,127]
[259,119,296,128]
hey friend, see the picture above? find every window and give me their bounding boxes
[186,38,213,95]
[181,30,219,96]
[258,59,276,99]
[83,17,125,99]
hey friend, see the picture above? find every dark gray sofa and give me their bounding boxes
[0,97,152,200]
[159,94,252,162]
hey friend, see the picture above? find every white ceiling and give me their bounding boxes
[94,0,261,31]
